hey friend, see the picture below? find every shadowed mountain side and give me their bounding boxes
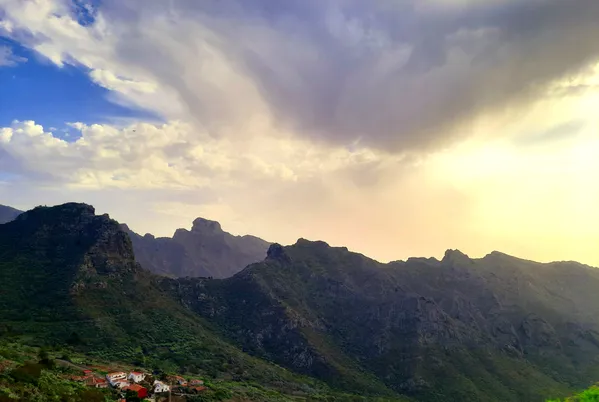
[122,217,270,279]
[163,240,599,402]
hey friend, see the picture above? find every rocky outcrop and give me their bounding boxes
[124,218,270,278]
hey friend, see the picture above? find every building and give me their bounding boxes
[86,377,108,388]
[171,375,187,386]
[189,379,204,385]
[113,380,130,389]
[128,371,146,383]
[106,372,127,386]
[123,384,148,399]
[154,380,170,393]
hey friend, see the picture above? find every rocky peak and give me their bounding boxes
[191,217,223,234]
[295,238,330,247]
[16,202,96,222]
[441,249,473,266]
[266,243,291,263]
[11,203,137,278]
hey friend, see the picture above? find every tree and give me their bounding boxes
[125,389,142,402]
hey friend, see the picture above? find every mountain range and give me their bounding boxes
[0,204,269,279]
[1,202,598,401]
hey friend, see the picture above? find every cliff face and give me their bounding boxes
[0,203,148,341]
[165,240,599,402]
[124,217,270,278]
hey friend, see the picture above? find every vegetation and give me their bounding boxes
[547,384,599,401]
[0,342,112,401]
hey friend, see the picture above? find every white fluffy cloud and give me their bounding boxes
[0,119,390,189]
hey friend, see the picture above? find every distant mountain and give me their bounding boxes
[123,218,270,278]
[164,240,599,402]
[0,204,22,224]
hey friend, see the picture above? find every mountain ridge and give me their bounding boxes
[165,239,599,402]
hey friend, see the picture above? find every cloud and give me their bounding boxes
[0,45,26,66]
[1,0,598,151]
[0,119,394,190]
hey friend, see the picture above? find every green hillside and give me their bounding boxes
[165,241,599,402]
[547,384,599,401]
[0,204,404,401]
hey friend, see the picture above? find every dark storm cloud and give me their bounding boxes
[99,0,599,152]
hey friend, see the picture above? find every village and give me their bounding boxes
[69,365,207,401]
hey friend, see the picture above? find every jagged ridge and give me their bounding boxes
[166,238,599,402]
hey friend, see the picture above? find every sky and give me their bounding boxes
[0,0,598,266]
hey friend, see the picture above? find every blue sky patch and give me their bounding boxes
[0,38,157,132]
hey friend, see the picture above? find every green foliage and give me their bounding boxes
[124,389,142,402]
[1,365,112,402]
[547,384,599,402]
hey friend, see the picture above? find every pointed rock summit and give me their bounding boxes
[191,217,223,233]
[126,217,270,278]
[442,249,472,265]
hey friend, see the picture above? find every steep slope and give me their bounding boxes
[0,204,22,224]
[165,240,599,402]
[0,204,385,399]
[124,217,270,278]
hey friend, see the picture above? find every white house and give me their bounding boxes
[128,371,145,383]
[154,380,170,393]
[106,372,127,386]
[112,380,130,389]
